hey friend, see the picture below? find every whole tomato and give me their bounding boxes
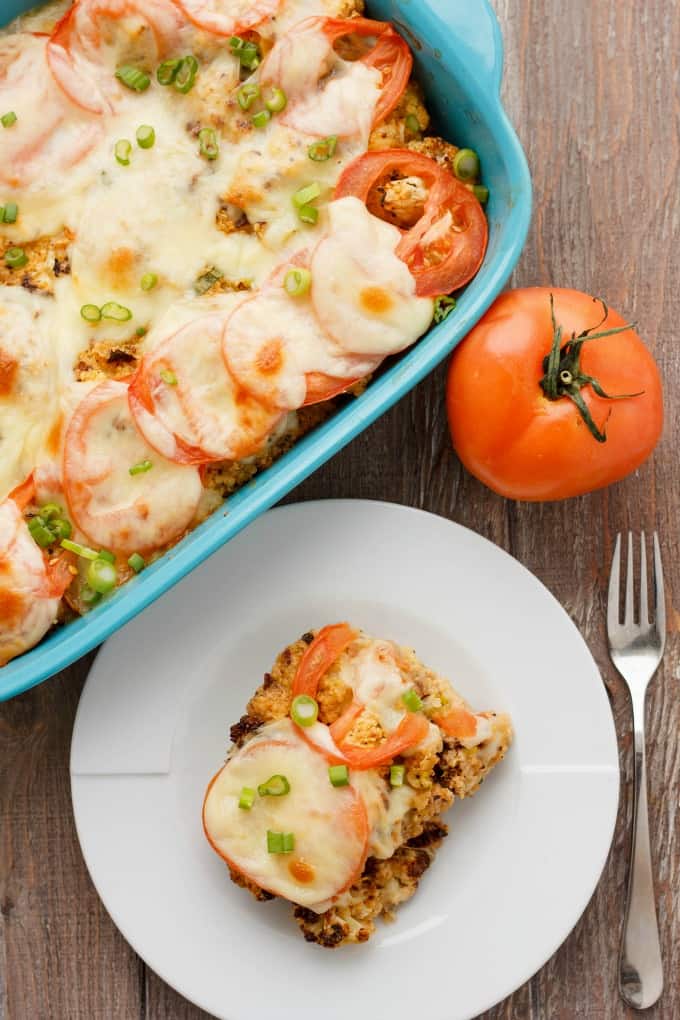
[446,287,663,500]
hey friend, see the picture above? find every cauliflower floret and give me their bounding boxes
[369,80,430,150]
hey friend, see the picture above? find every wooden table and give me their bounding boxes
[1,2,678,1017]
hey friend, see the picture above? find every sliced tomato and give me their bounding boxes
[203,721,369,907]
[63,380,202,554]
[434,706,479,740]
[0,498,71,666]
[129,314,281,465]
[335,150,488,297]
[329,699,364,744]
[291,623,358,699]
[47,0,183,114]
[338,711,430,770]
[176,0,281,36]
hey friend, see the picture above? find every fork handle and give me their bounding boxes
[619,698,663,1009]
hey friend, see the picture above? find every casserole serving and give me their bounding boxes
[0,0,531,700]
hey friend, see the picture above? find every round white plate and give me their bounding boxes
[71,500,619,1020]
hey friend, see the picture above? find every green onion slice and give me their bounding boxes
[40,502,63,522]
[433,295,456,324]
[452,147,480,182]
[401,688,423,712]
[194,265,223,295]
[61,538,99,561]
[290,693,318,727]
[174,55,199,93]
[297,204,319,226]
[4,247,27,269]
[293,182,322,209]
[198,127,219,160]
[86,558,118,595]
[97,549,116,564]
[265,86,287,113]
[136,124,155,149]
[81,585,102,607]
[28,517,55,549]
[157,58,182,85]
[140,272,158,291]
[405,113,421,134]
[114,139,132,166]
[80,304,101,324]
[328,764,350,788]
[115,66,150,93]
[1,111,17,128]
[50,518,72,541]
[129,459,153,476]
[101,301,132,322]
[257,774,291,797]
[2,202,18,224]
[237,83,260,110]
[229,37,261,70]
[283,267,312,299]
[307,135,338,162]
[127,552,145,573]
[251,109,271,129]
[238,787,255,810]
[472,184,489,204]
[267,830,295,854]
[159,368,178,386]
[390,764,406,787]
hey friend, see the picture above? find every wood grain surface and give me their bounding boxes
[1,1,678,1018]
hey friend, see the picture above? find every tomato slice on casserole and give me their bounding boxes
[129,314,282,465]
[334,149,489,297]
[63,380,202,554]
[203,720,369,907]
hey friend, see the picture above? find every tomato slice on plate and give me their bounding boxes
[129,313,282,465]
[291,623,358,699]
[63,380,202,554]
[175,0,281,36]
[0,498,72,667]
[335,149,488,297]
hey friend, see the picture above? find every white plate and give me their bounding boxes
[71,500,619,1020]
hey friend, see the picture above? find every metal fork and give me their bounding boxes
[607,532,666,1010]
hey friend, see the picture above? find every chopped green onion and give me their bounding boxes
[80,304,101,324]
[115,65,150,93]
[307,135,338,162]
[251,109,271,129]
[290,693,318,727]
[61,538,99,561]
[283,267,312,298]
[127,552,145,573]
[452,147,480,182]
[267,830,295,854]
[390,764,405,787]
[258,774,291,797]
[97,549,116,564]
[401,688,423,713]
[50,518,72,541]
[160,368,178,386]
[174,55,199,94]
[157,57,182,86]
[81,585,102,606]
[135,326,147,338]
[4,247,27,269]
[433,295,456,324]
[405,113,421,134]
[265,86,287,113]
[194,265,223,295]
[28,517,55,548]
[2,202,18,224]
[237,83,260,110]
[86,557,118,595]
[101,301,132,322]
[297,204,319,226]
[129,459,153,476]
[140,272,158,291]
[198,127,219,160]
[293,182,322,209]
[472,184,489,204]
[329,764,350,788]
[238,787,255,810]
[1,111,17,128]
[136,124,155,149]
[40,503,63,522]
[229,37,261,70]
[114,139,132,166]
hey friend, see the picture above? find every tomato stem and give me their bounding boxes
[539,294,643,443]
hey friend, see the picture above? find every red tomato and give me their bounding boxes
[335,149,488,297]
[446,287,663,501]
[338,712,430,770]
[291,623,358,698]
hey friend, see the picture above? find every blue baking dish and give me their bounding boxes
[0,0,531,700]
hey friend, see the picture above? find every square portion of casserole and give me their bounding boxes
[203,625,513,946]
